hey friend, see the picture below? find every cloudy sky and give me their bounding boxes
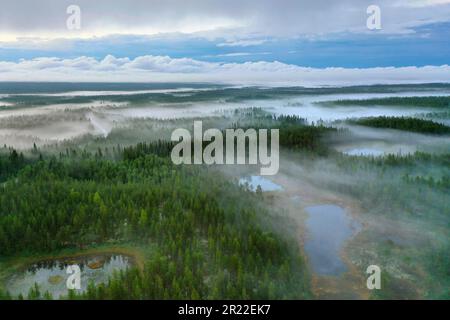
[0,0,449,85]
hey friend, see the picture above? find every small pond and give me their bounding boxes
[5,254,133,299]
[239,176,283,192]
[304,205,361,276]
[342,148,385,157]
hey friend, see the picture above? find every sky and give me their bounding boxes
[0,0,449,85]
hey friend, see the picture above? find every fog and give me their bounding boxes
[2,87,450,150]
[0,83,448,299]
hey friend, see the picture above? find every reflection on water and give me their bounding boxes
[239,176,283,192]
[304,205,361,276]
[5,254,132,299]
[343,148,385,156]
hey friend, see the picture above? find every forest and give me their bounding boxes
[328,96,450,109]
[348,116,450,134]
[0,84,449,300]
[0,141,311,300]
[2,84,450,109]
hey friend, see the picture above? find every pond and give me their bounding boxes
[5,254,133,299]
[304,205,361,276]
[336,141,417,157]
[342,148,385,156]
[239,176,283,192]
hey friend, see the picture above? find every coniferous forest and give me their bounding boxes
[1,0,450,307]
[0,85,449,300]
[0,142,310,300]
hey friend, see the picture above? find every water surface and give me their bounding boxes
[5,254,133,299]
[304,205,361,276]
[342,148,385,156]
[239,176,283,192]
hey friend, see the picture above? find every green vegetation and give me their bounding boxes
[3,84,450,108]
[1,83,450,300]
[232,111,337,154]
[418,111,450,120]
[325,96,450,109]
[0,144,311,299]
[348,116,450,134]
[277,121,335,153]
[0,147,28,181]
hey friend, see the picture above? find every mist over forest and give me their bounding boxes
[0,82,448,300]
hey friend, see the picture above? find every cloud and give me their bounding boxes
[208,52,271,58]
[1,55,449,86]
[217,39,269,47]
[126,55,211,73]
[216,53,252,57]
[395,0,450,7]
[1,0,450,41]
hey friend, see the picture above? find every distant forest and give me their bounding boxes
[348,116,450,134]
[329,96,450,109]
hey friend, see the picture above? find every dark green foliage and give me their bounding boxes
[233,113,335,153]
[122,140,176,159]
[275,115,336,153]
[278,125,334,152]
[367,151,450,167]
[0,148,28,181]
[0,148,310,299]
[329,96,450,109]
[348,116,450,134]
